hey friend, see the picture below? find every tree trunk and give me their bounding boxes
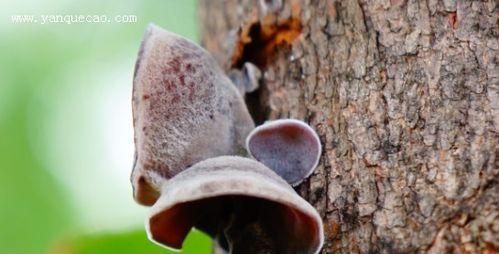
[198,0,498,253]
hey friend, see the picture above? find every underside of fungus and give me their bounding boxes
[146,156,324,254]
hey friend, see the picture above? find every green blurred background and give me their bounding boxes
[0,0,212,253]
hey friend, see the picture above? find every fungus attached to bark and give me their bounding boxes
[146,156,324,254]
[132,24,324,254]
[131,24,255,206]
[246,119,321,186]
[228,62,262,95]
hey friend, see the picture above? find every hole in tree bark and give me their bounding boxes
[231,17,302,124]
[231,18,302,69]
[245,86,270,125]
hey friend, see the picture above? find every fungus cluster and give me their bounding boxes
[132,24,324,254]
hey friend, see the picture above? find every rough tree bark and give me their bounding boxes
[198,0,498,253]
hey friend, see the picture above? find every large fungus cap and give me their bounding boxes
[147,156,324,254]
[131,24,254,205]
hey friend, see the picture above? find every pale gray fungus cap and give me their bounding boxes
[131,24,255,206]
[146,156,324,254]
[246,119,322,186]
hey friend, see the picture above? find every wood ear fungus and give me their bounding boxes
[146,156,324,254]
[131,24,254,206]
[131,25,324,254]
[246,119,322,186]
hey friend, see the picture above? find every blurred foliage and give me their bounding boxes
[0,0,211,253]
[51,229,210,254]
